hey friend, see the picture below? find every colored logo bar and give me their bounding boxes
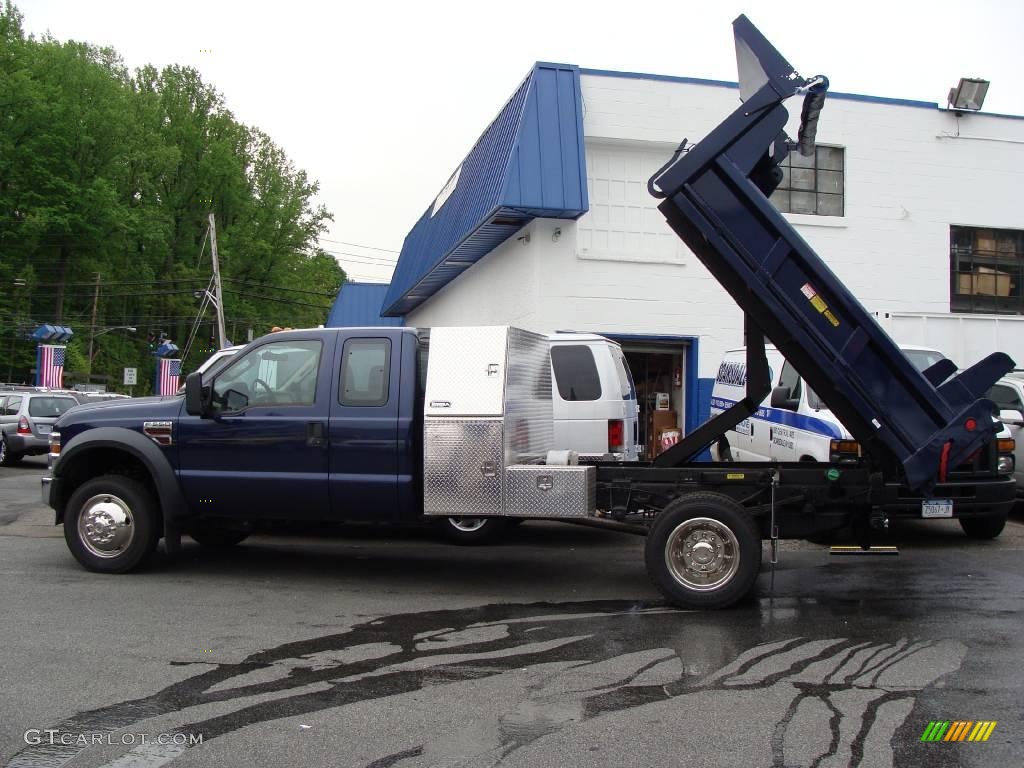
[921,721,997,742]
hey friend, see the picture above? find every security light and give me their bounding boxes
[947,78,990,112]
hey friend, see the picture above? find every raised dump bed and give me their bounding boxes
[649,15,1013,493]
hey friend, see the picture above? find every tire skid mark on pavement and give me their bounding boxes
[4,601,967,768]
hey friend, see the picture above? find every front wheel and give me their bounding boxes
[645,492,761,609]
[439,516,509,545]
[64,475,160,573]
[959,512,1007,539]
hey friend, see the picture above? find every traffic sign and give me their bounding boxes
[123,367,137,386]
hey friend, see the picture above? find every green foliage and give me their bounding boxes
[0,2,344,389]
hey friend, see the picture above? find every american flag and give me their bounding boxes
[37,345,66,388]
[157,358,182,396]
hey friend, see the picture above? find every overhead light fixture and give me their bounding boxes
[947,77,990,112]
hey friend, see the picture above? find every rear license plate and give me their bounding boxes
[922,499,953,518]
[36,425,51,435]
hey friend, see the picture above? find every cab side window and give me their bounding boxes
[778,361,802,402]
[340,338,391,407]
[989,384,1023,411]
[212,340,322,411]
[4,396,22,415]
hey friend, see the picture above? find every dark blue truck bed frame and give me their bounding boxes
[644,15,1013,495]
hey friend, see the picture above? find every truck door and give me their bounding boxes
[176,336,332,519]
[327,331,401,522]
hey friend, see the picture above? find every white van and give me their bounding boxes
[709,344,951,463]
[549,333,640,461]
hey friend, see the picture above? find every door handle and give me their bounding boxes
[307,422,326,448]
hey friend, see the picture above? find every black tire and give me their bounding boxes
[0,436,21,467]
[645,492,761,609]
[959,512,1007,539]
[63,475,160,573]
[439,516,509,545]
[189,528,250,548]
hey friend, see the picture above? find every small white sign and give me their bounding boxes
[123,367,138,386]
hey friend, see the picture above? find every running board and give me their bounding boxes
[829,545,899,556]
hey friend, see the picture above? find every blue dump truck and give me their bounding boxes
[43,17,1016,609]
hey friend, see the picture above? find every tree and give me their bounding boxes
[0,2,344,387]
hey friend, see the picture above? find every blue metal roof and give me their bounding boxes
[382,62,588,317]
[325,282,403,327]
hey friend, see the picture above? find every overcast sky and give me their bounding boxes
[21,0,1024,283]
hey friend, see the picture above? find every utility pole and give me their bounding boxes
[208,213,228,349]
[87,272,101,376]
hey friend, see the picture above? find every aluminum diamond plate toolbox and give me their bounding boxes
[504,465,595,518]
[503,326,554,466]
[424,419,504,516]
[423,326,555,516]
[424,326,513,417]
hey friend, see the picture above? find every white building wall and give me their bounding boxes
[403,226,544,330]
[410,72,1024,383]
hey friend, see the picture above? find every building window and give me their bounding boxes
[950,226,1024,314]
[770,145,844,217]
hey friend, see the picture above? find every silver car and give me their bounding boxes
[0,392,80,466]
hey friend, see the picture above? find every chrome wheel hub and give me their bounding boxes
[78,494,135,558]
[448,517,488,533]
[665,516,740,591]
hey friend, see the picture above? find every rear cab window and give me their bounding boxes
[340,338,391,407]
[551,345,602,402]
[28,397,78,418]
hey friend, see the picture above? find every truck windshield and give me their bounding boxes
[903,349,947,373]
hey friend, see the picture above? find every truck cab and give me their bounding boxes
[46,327,426,571]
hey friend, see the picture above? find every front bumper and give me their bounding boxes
[41,475,53,505]
[882,475,1017,519]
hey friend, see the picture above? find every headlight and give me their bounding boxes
[997,454,1014,474]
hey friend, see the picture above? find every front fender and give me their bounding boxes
[54,427,188,526]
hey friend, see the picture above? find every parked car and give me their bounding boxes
[0,391,80,466]
[549,333,640,461]
[987,372,1024,493]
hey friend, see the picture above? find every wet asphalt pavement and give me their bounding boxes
[1,457,1022,768]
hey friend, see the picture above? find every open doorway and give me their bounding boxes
[621,343,687,460]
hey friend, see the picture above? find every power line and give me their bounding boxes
[322,249,399,265]
[221,289,332,310]
[318,237,400,254]
[220,277,338,298]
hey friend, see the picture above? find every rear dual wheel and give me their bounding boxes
[645,492,761,609]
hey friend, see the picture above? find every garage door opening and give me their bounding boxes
[621,342,688,460]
